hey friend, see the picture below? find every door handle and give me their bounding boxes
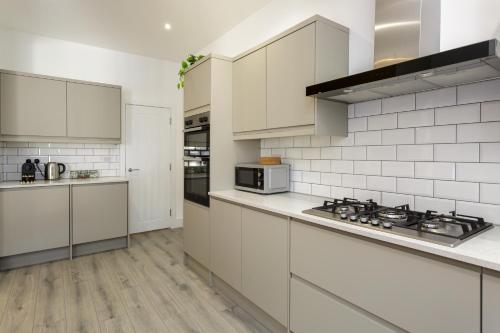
[128,168,140,172]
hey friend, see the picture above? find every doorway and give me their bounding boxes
[125,104,172,233]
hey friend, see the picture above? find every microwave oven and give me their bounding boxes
[235,164,289,194]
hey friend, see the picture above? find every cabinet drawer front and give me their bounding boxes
[290,277,399,333]
[290,221,480,333]
[0,73,67,137]
[210,198,242,291]
[242,208,288,325]
[183,200,210,267]
[0,186,70,256]
[67,82,121,139]
[184,60,211,112]
[72,183,127,244]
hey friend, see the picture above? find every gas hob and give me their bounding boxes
[302,198,494,247]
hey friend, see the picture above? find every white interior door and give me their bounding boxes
[126,104,171,233]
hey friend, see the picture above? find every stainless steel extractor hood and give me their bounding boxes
[306,0,500,103]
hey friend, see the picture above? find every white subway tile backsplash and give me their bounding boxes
[279,137,294,148]
[382,161,414,178]
[320,147,341,159]
[311,160,331,172]
[348,104,355,118]
[291,170,302,182]
[415,162,455,180]
[367,113,398,130]
[480,143,500,162]
[355,131,381,146]
[348,117,367,132]
[293,136,311,147]
[342,174,366,189]
[434,143,479,162]
[416,87,456,109]
[312,184,331,197]
[366,176,396,192]
[331,133,355,146]
[321,173,342,186]
[367,145,396,161]
[286,148,302,159]
[435,103,480,125]
[342,146,366,160]
[382,128,415,145]
[382,192,414,209]
[331,160,354,174]
[293,160,311,171]
[354,161,381,176]
[480,183,500,205]
[354,189,381,203]
[456,163,500,184]
[415,196,455,214]
[397,178,433,196]
[397,145,433,161]
[481,101,500,122]
[354,100,381,117]
[331,186,354,199]
[310,136,331,147]
[458,122,500,142]
[382,94,415,114]
[398,109,434,128]
[415,125,456,144]
[6,142,28,148]
[434,180,479,201]
[456,201,500,225]
[293,182,312,194]
[271,148,285,157]
[457,78,500,104]
[302,148,320,159]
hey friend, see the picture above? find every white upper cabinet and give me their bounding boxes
[0,73,67,137]
[184,59,211,112]
[232,16,349,140]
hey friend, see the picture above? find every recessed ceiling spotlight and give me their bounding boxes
[343,89,354,93]
[164,23,172,30]
[420,71,434,78]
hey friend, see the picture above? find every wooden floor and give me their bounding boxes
[0,229,269,333]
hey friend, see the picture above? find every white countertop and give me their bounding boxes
[0,177,128,189]
[209,190,500,272]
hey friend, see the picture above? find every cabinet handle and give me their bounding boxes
[128,168,140,172]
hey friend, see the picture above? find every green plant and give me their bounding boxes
[177,54,205,89]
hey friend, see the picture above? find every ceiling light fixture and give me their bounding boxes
[164,23,172,30]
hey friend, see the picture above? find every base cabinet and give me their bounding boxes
[290,277,398,333]
[483,270,500,333]
[0,186,69,256]
[72,183,128,245]
[183,200,210,267]
[242,208,288,325]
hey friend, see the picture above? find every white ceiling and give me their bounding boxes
[0,0,271,61]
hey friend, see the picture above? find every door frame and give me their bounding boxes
[123,103,176,232]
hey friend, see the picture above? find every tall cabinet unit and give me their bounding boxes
[232,16,349,140]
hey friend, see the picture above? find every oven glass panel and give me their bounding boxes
[184,159,209,206]
[235,167,259,189]
[184,130,209,151]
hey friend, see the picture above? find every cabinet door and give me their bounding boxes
[67,82,121,139]
[183,200,210,267]
[0,186,69,256]
[72,183,128,245]
[291,221,481,333]
[0,73,66,137]
[242,208,288,325]
[291,277,398,333]
[210,198,242,291]
[483,270,500,333]
[266,24,315,129]
[184,60,211,112]
[233,48,267,132]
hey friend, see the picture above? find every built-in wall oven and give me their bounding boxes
[184,112,210,206]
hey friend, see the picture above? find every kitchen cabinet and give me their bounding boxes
[483,270,500,333]
[183,200,210,267]
[232,48,267,132]
[0,186,69,257]
[210,198,242,291]
[232,16,349,140]
[184,59,211,112]
[72,182,128,245]
[0,73,67,137]
[290,277,398,333]
[67,82,121,139]
[241,208,288,325]
[290,220,481,333]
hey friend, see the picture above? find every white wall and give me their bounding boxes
[441,0,500,51]
[0,28,185,224]
[199,0,376,75]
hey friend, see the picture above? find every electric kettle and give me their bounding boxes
[37,161,66,180]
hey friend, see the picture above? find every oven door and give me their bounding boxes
[184,125,209,155]
[235,167,263,190]
[184,157,210,206]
